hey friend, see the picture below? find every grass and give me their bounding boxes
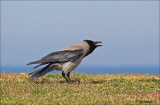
[0,73,159,105]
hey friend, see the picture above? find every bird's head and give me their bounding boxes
[83,40,102,56]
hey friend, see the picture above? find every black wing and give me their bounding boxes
[40,50,83,64]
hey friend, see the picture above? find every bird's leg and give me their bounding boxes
[66,72,72,82]
[62,71,68,82]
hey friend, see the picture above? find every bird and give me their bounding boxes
[27,40,102,82]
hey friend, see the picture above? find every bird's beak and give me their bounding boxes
[94,41,103,47]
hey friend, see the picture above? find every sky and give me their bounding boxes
[1,1,159,67]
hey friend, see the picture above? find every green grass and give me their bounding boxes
[0,73,159,105]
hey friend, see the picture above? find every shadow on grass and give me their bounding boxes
[135,99,153,104]
[28,78,81,84]
[56,79,106,84]
[90,80,106,84]
[28,78,106,84]
[28,78,54,84]
[58,79,81,84]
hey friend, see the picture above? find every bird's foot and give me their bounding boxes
[67,79,80,83]
[66,79,75,83]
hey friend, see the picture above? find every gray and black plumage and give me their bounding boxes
[27,40,102,81]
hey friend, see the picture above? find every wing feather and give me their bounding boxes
[40,50,83,64]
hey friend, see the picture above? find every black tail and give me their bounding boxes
[33,63,45,69]
[29,64,56,80]
[27,60,42,65]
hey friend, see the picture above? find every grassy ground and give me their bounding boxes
[0,73,159,105]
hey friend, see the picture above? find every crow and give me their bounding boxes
[27,40,102,82]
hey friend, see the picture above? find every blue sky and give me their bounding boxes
[1,1,159,67]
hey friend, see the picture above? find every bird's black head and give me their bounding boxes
[84,40,102,56]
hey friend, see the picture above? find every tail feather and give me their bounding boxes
[33,63,44,69]
[29,64,56,80]
[28,67,43,76]
[27,60,42,65]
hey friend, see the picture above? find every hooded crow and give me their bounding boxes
[27,40,102,81]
